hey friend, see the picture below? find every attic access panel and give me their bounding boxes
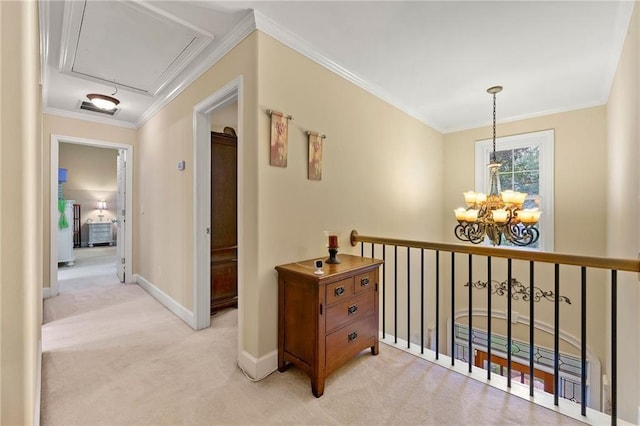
[61,0,213,95]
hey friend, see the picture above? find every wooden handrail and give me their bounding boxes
[350,230,640,273]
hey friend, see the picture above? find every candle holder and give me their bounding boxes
[327,247,341,264]
[324,231,341,264]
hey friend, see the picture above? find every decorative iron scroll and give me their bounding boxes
[464,278,571,305]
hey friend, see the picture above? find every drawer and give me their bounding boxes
[325,315,376,375]
[354,270,376,294]
[91,229,111,237]
[325,290,375,334]
[326,277,354,305]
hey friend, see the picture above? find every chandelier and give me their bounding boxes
[453,86,541,246]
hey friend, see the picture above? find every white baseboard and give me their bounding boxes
[133,274,195,329]
[34,338,42,426]
[238,349,277,381]
[42,287,53,299]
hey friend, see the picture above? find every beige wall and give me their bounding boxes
[135,33,259,324]
[606,1,640,422]
[42,114,137,286]
[256,32,444,355]
[59,143,118,245]
[0,1,41,424]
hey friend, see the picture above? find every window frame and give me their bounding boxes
[474,129,554,251]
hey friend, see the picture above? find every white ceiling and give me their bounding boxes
[40,1,636,133]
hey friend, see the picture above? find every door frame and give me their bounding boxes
[193,76,243,332]
[48,134,134,297]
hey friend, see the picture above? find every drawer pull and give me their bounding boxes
[347,304,358,315]
[348,331,358,342]
[360,277,370,286]
[334,286,345,297]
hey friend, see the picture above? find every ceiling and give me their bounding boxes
[40,1,636,133]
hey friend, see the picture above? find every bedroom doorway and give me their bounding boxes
[48,134,133,298]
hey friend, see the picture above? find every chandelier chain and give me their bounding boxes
[492,91,497,162]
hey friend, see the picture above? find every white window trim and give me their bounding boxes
[474,129,554,251]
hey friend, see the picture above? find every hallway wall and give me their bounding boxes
[0,1,41,424]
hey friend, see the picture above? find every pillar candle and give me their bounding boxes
[328,235,339,248]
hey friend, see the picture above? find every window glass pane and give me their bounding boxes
[494,150,513,171]
[513,171,539,194]
[498,173,512,191]
[513,146,539,172]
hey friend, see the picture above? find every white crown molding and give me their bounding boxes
[39,0,51,112]
[252,10,429,130]
[43,106,137,129]
[136,10,256,128]
[442,100,606,134]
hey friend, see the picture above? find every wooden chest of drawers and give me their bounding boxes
[276,254,383,397]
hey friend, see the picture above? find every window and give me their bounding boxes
[475,130,554,251]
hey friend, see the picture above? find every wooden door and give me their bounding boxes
[211,132,238,314]
[116,149,126,283]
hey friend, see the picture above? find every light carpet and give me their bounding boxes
[42,257,582,425]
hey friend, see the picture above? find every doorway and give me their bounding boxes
[48,134,133,298]
[193,77,242,333]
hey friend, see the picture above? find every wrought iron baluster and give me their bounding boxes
[554,264,560,406]
[468,254,473,373]
[420,248,424,354]
[611,269,617,425]
[529,261,535,397]
[394,245,398,344]
[382,245,386,339]
[487,256,492,380]
[435,250,440,359]
[580,266,587,416]
[407,247,411,349]
[451,252,455,366]
[507,258,512,388]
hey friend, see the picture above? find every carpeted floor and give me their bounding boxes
[41,253,582,425]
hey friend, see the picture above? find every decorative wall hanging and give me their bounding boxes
[268,109,293,167]
[307,131,326,181]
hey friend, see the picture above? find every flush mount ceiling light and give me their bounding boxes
[86,93,120,111]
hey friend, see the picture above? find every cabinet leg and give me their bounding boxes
[371,341,379,356]
[278,362,290,373]
[311,377,325,398]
